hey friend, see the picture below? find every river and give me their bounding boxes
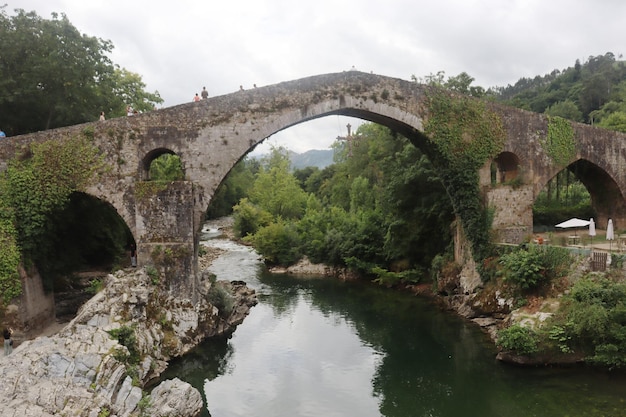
[159,220,626,417]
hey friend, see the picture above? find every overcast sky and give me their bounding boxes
[11,0,626,154]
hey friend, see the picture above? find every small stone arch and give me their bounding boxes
[140,148,183,181]
[491,152,520,185]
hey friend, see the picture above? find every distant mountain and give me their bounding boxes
[289,149,335,170]
[251,148,335,170]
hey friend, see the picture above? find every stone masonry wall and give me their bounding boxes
[486,185,534,244]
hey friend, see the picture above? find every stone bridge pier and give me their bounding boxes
[132,181,202,301]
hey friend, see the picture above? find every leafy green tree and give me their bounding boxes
[544,100,583,122]
[249,146,308,220]
[303,165,335,195]
[597,111,626,133]
[293,166,319,190]
[206,157,257,219]
[232,198,272,238]
[296,196,330,263]
[244,220,301,265]
[380,144,453,268]
[495,52,626,125]
[412,71,485,97]
[106,68,163,115]
[299,123,453,274]
[0,7,162,135]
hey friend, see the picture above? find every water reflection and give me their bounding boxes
[159,220,626,417]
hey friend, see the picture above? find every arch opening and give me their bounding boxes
[141,148,185,181]
[491,152,520,185]
[204,116,455,286]
[38,191,135,321]
[533,159,626,240]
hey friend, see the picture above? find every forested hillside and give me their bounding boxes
[490,52,626,131]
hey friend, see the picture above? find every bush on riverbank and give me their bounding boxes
[499,245,571,290]
[497,324,539,355]
[540,274,626,368]
[493,244,626,369]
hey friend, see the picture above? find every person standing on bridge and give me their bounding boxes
[99,111,105,121]
[201,87,209,100]
[193,93,201,102]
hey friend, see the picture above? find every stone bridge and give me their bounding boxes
[2,71,626,299]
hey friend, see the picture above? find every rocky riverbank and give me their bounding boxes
[0,266,257,416]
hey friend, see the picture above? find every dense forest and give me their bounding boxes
[422,52,626,132]
[493,52,626,131]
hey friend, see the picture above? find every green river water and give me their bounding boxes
[161,271,626,417]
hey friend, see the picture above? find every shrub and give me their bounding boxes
[497,324,539,355]
[499,246,544,289]
[244,220,301,266]
[207,283,235,318]
[87,278,104,294]
[232,198,272,238]
[107,325,140,365]
[499,244,571,290]
[545,275,626,368]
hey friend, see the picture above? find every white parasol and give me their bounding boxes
[555,218,590,243]
[555,218,591,229]
[607,219,615,251]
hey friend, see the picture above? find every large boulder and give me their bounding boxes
[0,267,257,416]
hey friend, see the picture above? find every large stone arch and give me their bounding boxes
[533,158,626,230]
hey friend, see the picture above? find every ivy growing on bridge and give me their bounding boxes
[0,212,21,304]
[0,134,106,304]
[542,116,576,167]
[423,88,506,268]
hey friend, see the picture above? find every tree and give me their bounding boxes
[495,52,626,125]
[597,111,626,133]
[544,100,583,122]
[0,7,162,135]
[249,146,308,220]
[206,157,257,219]
[412,71,485,97]
[106,68,163,116]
